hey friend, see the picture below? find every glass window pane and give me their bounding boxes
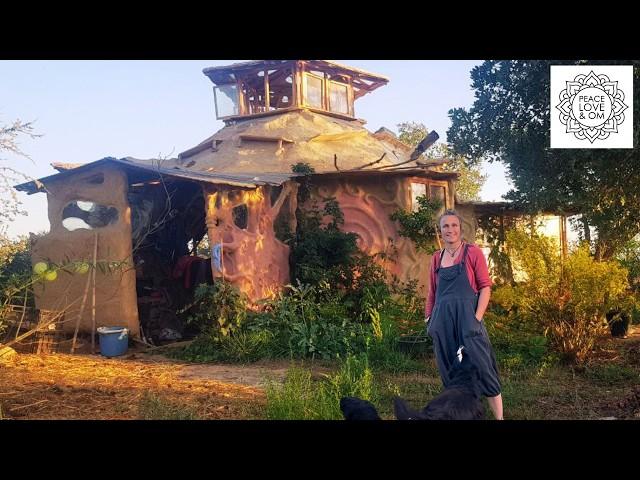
[429,185,446,216]
[411,183,427,212]
[214,84,239,118]
[429,185,446,205]
[305,74,323,109]
[329,81,349,115]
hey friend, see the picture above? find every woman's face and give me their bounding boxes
[440,215,461,244]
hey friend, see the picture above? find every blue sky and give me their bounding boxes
[0,60,513,238]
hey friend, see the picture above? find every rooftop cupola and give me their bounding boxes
[203,60,389,122]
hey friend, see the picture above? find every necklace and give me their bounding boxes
[445,242,463,258]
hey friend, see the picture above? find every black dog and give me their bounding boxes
[340,347,484,420]
[393,347,485,420]
[339,397,382,420]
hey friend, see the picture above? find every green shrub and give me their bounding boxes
[166,332,225,363]
[582,364,639,386]
[389,195,442,253]
[257,282,371,360]
[492,229,630,364]
[292,197,360,288]
[0,236,32,335]
[168,328,276,364]
[185,281,248,337]
[616,237,640,293]
[484,311,556,373]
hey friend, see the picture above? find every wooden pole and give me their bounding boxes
[15,289,29,340]
[91,232,99,354]
[220,235,225,282]
[71,233,97,353]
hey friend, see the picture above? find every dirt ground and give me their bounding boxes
[0,348,324,420]
[1,327,639,420]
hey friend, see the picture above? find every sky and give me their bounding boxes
[0,60,513,239]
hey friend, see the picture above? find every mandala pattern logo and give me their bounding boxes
[555,70,629,143]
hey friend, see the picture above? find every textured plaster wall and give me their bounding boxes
[204,182,297,302]
[30,165,139,337]
[311,177,434,300]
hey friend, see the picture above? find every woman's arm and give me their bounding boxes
[471,246,492,321]
[475,286,491,321]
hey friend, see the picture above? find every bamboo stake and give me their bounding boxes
[71,232,97,353]
[91,232,99,354]
[14,289,29,340]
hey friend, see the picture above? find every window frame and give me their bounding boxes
[328,79,351,115]
[213,83,240,119]
[303,71,325,110]
[409,178,450,211]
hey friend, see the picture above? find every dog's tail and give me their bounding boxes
[393,396,426,420]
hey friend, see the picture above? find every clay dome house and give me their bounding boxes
[16,60,465,344]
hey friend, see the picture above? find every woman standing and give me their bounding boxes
[425,209,503,420]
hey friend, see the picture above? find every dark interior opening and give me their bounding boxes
[128,178,213,345]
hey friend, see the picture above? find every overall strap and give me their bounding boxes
[460,243,470,265]
[435,248,446,271]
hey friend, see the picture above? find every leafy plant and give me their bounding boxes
[185,281,248,337]
[616,237,640,293]
[491,228,630,364]
[389,195,442,253]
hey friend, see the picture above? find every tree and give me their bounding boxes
[396,121,487,201]
[1,119,41,231]
[447,60,640,259]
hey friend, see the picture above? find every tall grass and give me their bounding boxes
[264,354,375,420]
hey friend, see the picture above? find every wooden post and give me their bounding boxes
[237,78,246,116]
[220,237,225,282]
[297,62,305,107]
[323,72,329,111]
[91,232,99,354]
[347,76,354,117]
[264,68,270,111]
[71,232,97,353]
[15,289,28,340]
[561,215,568,259]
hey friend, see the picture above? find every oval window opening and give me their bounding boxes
[232,204,248,230]
[62,201,118,231]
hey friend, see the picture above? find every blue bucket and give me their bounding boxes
[97,326,129,357]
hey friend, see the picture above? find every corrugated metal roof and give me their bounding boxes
[15,156,455,196]
[456,198,580,216]
[14,157,300,194]
[314,168,458,180]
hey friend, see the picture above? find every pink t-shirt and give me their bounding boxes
[424,243,492,318]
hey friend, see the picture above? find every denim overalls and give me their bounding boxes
[427,244,501,397]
